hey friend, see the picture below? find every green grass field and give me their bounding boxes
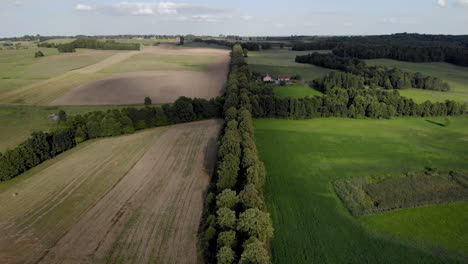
[101,53,215,73]
[254,116,468,264]
[0,48,118,96]
[366,59,468,103]
[247,49,334,82]
[0,104,147,152]
[273,84,323,98]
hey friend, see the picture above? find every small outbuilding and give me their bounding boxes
[263,74,274,83]
[278,75,291,82]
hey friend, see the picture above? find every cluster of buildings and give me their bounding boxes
[262,74,291,84]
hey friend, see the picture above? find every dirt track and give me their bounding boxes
[40,120,221,264]
[49,46,229,105]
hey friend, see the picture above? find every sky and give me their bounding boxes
[1,0,468,37]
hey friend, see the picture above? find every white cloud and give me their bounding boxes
[456,0,468,7]
[381,16,418,25]
[14,0,22,6]
[438,0,446,7]
[75,4,93,11]
[242,15,253,21]
[113,2,185,15]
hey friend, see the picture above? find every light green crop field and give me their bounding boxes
[247,49,334,82]
[273,84,323,98]
[366,59,468,103]
[101,53,215,73]
[254,116,468,264]
[0,104,147,153]
[43,38,76,44]
[103,38,178,45]
[0,48,118,96]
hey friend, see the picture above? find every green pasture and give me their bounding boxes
[247,49,334,82]
[254,116,468,264]
[0,48,118,96]
[273,84,322,98]
[0,104,147,153]
[366,59,468,103]
[101,53,215,73]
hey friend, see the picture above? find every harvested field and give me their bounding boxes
[49,46,229,105]
[0,119,222,264]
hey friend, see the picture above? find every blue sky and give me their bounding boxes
[1,0,467,37]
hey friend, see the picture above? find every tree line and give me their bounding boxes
[0,97,222,182]
[295,52,450,91]
[38,38,140,53]
[199,44,273,264]
[193,38,274,51]
[292,33,468,67]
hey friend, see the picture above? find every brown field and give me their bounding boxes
[0,120,221,264]
[49,46,229,105]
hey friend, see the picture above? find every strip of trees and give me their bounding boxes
[0,97,222,182]
[199,44,273,264]
[295,53,450,91]
[248,71,467,119]
[292,33,468,67]
[193,38,274,51]
[38,38,140,53]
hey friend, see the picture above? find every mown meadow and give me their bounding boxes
[254,116,468,264]
[273,84,323,98]
[247,49,334,82]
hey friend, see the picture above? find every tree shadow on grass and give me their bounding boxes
[426,120,446,127]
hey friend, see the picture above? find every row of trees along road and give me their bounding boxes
[295,52,450,91]
[199,44,274,264]
[0,97,222,182]
[38,38,140,53]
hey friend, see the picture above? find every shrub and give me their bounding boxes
[144,96,152,105]
[217,246,235,264]
[216,189,239,209]
[239,238,270,264]
[217,230,237,248]
[237,208,274,242]
[239,184,264,209]
[217,207,237,229]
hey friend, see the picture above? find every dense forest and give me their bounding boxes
[38,38,140,52]
[199,44,273,264]
[0,97,222,182]
[295,53,450,91]
[292,33,468,66]
[247,71,466,119]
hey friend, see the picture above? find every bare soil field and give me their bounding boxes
[0,119,221,264]
[49,46,229,105]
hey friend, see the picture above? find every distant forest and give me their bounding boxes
[292,33,468,66]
